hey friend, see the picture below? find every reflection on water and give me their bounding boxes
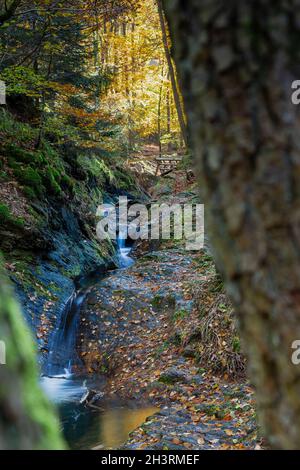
[63,402,158,450]
[41,375,157,449]
[41,238,152,449]
[97,407,158,449]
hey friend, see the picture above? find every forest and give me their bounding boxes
[0,0,300,454]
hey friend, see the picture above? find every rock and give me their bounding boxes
[182,345,196,358]
[159,367,191,385]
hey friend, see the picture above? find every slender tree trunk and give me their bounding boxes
[156,0,188,148]
[166,72,172,152]
[93,11,101,110]
[130,22,136,149]
[35,53,52,150]
[158,76,163,157]
[163,0,300,449]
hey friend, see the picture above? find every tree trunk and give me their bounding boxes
[158,73,163,157]
[0,0,21,27]
[35,53,52,150]
[166,82,171,135]
[156,0,188,148]
[163,0,300,449]
[0,269,64,449]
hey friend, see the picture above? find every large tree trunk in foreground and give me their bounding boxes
[0,269,64,449]
[163,0,300,449]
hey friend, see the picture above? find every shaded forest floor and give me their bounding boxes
[78,154,260,450]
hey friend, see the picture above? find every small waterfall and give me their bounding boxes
[46,290,86,377]
[42,226,133,404]
[38,228,156,450]
[117,226,134,268]
[41,286,91,403]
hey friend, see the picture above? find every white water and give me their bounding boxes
[39,236,157,449]
[117,229,134,268]
[42,233,133,405]
[40,373,87,404]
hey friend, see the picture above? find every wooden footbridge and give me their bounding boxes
[155,155,183,176]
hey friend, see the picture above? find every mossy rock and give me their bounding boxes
[0,203,11,223]
[113,168,136,190]
[42,168,62,196]
[151,293,176,311]
[23,186,38,200]
[0,203,25,229]
[61,174,75,191]
[158,367,190,385]
[13,167,45,196]
[5,144,44,165]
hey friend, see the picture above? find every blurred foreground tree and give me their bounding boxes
[0,268,64,449]
[163,0,300,449]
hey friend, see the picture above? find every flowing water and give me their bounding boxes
[117,226,135,268]
[41,236,156,449]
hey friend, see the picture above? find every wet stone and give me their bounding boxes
[159,367,191,385]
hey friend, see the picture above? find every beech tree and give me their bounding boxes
[156,0,187,147]
[163,0,300,449]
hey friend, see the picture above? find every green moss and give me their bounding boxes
[23,186,37,200]
[194,403,227,419]
[151,294,164,308]
[0,170,9,181]
[0,203,25,228]
[0,109,37,144]
[77,154,114,184]
[151,293,176,311]
[61,265,81,279]
[14,167,45,196]
[61,174,74,190]
[153,341,169,359]
[13,217,25,228]
[8,257,56,299]
[43,168,62,195]
[4,133,68,200]
[0,203,11,223]
[232,336,241,353]
[173,308,189,321]
[113,168,136,190]
[5,144,44,165]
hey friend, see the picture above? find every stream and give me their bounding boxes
[40,236,154,450]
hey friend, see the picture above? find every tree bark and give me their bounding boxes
[156,0,188,148]
[0,268,64,449]
[163,0,300,449]
[158,72,163,157]
[0,0,21,27]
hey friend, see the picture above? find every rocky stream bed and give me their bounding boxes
[11,172,260,450]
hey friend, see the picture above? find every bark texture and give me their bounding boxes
[0,269,64,449]
[0,0,21,27]
[157,0,188,147]
[163,0,300,449]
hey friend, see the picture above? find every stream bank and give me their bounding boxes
[75,176,259,450]
[78,245,258,450]
[0,111,145,368]
[40,235,159,450]
[2,137,259,449]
